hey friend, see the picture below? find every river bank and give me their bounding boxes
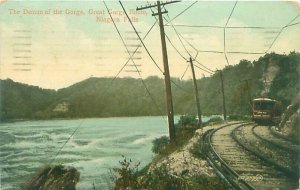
[111,118,232,190]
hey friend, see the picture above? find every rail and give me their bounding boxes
[232,125,297,177]
[202,123,255,190]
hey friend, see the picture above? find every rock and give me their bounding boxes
[22,165,80,190]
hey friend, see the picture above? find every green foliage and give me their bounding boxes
[152,116,199,156]
[178,115,198,127]
[112,156,141,190]
[152,136,169,155]
[191,141,206,160]
[1,52,299,120]
[227,115,251,121]
[289,114,300,141]
[0,79,55,120]
[206,116,223,123]
[141,164,189,189]
[114,163,230,190]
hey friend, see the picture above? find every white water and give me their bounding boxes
[0,116,209,189]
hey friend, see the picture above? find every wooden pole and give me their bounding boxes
[136,1,180,143]
[188,57,202,126]
[157,1,176,143]
[220,70,227,120]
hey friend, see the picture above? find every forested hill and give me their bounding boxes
[0,52,299,121]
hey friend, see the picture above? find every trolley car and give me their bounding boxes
[252,98,282,124]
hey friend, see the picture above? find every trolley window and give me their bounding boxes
[253,101,274,110]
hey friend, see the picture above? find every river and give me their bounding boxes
[0,116,210,189]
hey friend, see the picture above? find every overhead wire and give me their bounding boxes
[181,64,190,79]
[165,33,187,61]
[224,1,238,65]
[265,14,300,53]
[285,21,300,28]
[164,14,192,57]
[119,1,164,74]
[105,1,166,121]
[137,1,191,94]
[147,3,192,80]
[164,24,282,29]
[163,12,215,74]
[165,1,198,25]
[111,20,157,82]
[50,119,84,164]
[177,31,265,55]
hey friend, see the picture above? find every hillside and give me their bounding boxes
[0,52,299,121]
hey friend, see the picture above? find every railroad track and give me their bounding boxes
[203,122,299,190]
[252,125,300,154]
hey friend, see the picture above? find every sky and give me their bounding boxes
[0,0,300,89]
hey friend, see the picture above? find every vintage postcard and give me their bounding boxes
[0,1,299,189]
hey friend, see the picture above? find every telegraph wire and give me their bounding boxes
[134,2,191,94]
[165,1,198,25]
[163,13,215,90]
[224,1,238,65]
[194,59,214,75]
[111,20,157,82]
[165,33,187,61]
[169,30,215,73]
[105,1,166,121]
[50,120,84,164]
[119,1,164,74]
[153,5,209,92]
[177,32,265,55]
[164,13,215,74]
[166,31,213,76]
[164,24,282,29]
[285,21,300,28]
[104,0,141,75]
[164,14,192,57]
[225,1,238,27]
[181,64,190,79]
[265,14,300,53]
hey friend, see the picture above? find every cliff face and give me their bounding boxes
[279,93,300,142]
[22,165,80,190]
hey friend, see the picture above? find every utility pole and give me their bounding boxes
[188,57,202,126]
[219,70,227,120]
[137,1,179,143]
[240,79,252,107]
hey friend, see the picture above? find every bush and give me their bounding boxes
[152,136,169,155]
[227,115,251,121]
[207,116,223,123]
[152,115,199,156]
[178,115,198,127]
[112,156,141,190]
[140,164,229,190]
[141,164,189,190]
[190,141,206,159]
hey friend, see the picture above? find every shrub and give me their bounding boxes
[227,115,251,121]
[207,116,223,123]
[190,141,206,159]
[141,164,230,190]
[141,164,189,190]
[152,115,199,156]
[112,156,141,190]
[178,115,198,127]
[152,136,169,155]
